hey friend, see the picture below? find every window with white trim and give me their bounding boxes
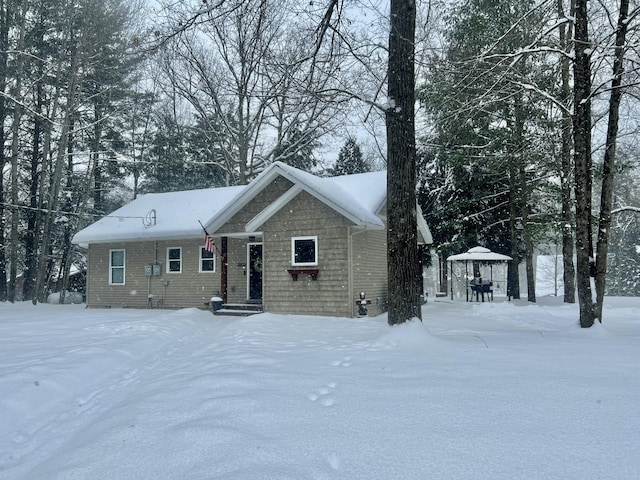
[167,247,182,273]
[109,249,125,285]
[199,246,216,272]
[291,236,318,266]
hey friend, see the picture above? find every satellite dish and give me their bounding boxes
[143,209,156,227]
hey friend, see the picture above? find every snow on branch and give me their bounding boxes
[511,80,572,114]
[612,206,640,214]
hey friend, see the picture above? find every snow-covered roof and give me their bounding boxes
[72,185,245,246]
[446,246,512,262]
[72,162,432,246]
[205,162,388,233]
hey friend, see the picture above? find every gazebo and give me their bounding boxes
[446,246,512,301]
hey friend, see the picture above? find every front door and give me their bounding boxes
[247,243,263,302]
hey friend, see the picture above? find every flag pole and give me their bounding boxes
[199,220,217,255]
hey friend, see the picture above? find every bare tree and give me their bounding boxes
[558,0,576,304]
[8,1,27,302]
[0,0,10,301]
[153,0,348,184]
[594,0,631,322]
[572,0,596,327]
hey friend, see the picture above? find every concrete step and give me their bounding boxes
[214,303,263,316]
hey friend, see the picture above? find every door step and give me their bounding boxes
[214,303,263,316]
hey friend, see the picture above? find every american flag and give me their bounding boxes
[201,224,216,254]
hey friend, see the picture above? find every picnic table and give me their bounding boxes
[469,278,493,302]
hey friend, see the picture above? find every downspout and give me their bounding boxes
[348,226,368,317]
[450,260,453,300]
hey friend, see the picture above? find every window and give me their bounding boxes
[199,247,216,272]
[291,236,318,266]
[109,249,125,285]
[167,247,182,273]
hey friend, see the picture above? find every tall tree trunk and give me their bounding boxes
[572,0,595,327]
[594,0,630,322]
[57,121,76,305]
[33,49,83,304]
[508,164,521,300]
[92,106,104,213]
[558,0,576,303]
[0,0,9,302]
[514,94,535,302]
[386,0,421,324]
[520,163,536,302]
[23,76,45,301]
[9,88,21,302]
[8,2,26,302]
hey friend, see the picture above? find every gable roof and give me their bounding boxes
[71,185,245,246]
[205,162,387,233]
[72,162,432,246]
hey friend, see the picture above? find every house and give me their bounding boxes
[72,162,433,317]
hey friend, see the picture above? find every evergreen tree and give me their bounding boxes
[141,112,190,193]
[418,0,556,300]
[603,161,640,296]
[187,115,231,187]
[272,127,318,172]
[329,137,370,176]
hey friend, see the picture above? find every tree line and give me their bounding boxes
[416,0,640,326]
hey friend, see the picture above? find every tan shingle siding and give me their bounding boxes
[217,177,294,234]
[83,175,394,318]
[261,191,352,317]
[86,239,222,309]
[351,227,388,316]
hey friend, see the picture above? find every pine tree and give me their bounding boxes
[272,127,318,172]
[418,0,556,300]
[141,112,190,193]
[329,137,370,176]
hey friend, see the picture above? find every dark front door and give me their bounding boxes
[248,243,263,302]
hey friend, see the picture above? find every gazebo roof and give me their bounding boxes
[446,246,512,262]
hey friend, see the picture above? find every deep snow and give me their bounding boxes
[1,297,639,479]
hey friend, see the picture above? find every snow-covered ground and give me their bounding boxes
[1,297,639,480]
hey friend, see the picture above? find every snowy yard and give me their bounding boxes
[1,297,639,480]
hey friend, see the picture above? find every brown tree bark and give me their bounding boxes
[33,46,84,304]
[558,0,576,303]
[595,0,630,322]
[8,2,26,302]
[572,0,595,327]
[508,163,521,300]
[386,0,421,324]
[0,0,9,302]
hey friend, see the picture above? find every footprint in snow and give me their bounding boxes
[307,382,337,407]
[327,451,340,470]
[330,356,352,367]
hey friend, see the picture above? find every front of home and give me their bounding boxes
[72,162,432,317]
